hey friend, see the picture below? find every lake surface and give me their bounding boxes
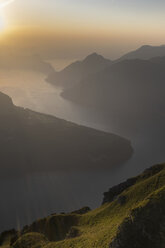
[0,70,165,231]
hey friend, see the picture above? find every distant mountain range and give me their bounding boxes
[46,53,112,88]
[62,57,165,134]
[0,92,133,176]
[118,45,165,61]
[46,45,165,88]
[46,45,165,136]
[1,163,165,248]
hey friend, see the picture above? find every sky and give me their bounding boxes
[0,0,165,60]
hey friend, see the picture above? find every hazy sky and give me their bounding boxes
[0,0,165,60]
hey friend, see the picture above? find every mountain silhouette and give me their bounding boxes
[118,45,165,61]
[46,53,112,88]
[62,57,165,136]
[0,92,133,176]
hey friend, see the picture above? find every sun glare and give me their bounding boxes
[0,0,14,8]
[0,0,14,31]
[0,15,4,30]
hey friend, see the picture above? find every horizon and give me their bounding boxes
[46,44,165,71]
[0,0,164,61]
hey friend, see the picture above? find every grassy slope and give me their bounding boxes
[13,233,48,248]
[11,163,165,248]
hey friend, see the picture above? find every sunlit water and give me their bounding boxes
[0,70,165,231]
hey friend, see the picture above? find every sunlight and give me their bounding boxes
[0,0,14,8]
[0,10,5,31]
[0,0,14,31]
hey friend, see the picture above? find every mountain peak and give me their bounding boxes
[138,45,152,50]
[84,53,108,62]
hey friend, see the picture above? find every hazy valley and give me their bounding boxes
[0,0,165,246]
[0,44,165,247]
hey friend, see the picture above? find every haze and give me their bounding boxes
[0,0,164,63]
[0,0,165,233]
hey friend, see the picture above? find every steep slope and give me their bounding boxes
[118,45,165,61]
[7,163,165,248]
[0,92,133,175]
[46,53,112,88]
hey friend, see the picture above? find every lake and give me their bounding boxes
[0,70,165,231]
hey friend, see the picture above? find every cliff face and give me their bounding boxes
[2,163,165,248]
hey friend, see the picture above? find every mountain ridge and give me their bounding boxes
[46,53,112,88]
[0,91,133,175]
[118,44,165,61]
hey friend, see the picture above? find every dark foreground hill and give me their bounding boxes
[0,92,132,175]
[1,163,165,248]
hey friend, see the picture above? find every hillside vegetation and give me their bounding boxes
[1,163,165,248]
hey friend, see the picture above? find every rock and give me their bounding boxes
[117,195,127,205]
[109,193,165,248]
[71,207,91,215]
[102,178,137,204]
[66,226,80,239]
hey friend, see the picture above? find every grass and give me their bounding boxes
[12,233,48,248]
[41,164,165,248]
[4,163,165,248]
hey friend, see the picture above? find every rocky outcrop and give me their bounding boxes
[66,226,80,239]
[109,187,165,248]
[71,207,91,215]
[102,164,164,205]
[102,177,137,204]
